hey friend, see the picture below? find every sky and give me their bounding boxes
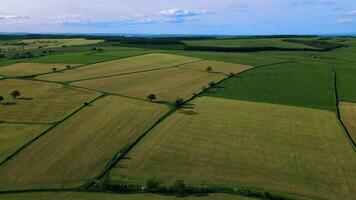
[0,0,356,35]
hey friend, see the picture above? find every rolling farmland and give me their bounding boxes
[0,35,356,200]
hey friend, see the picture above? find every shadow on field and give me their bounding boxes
[179,103,199,115]
[1,102,16,105]
[17,97,34,100]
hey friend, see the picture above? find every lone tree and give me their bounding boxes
[66,65,71,69]
[209,81,216,88]
[11,90,20,99]
[206,66,212,72]
[0,96,4,103]
[147,94,157,101]
[175,98,184,107]
[228,72,234,77]
[52,67,58,72]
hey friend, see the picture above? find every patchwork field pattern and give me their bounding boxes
[74,68,225,102]
[0,124,50,163]
[38,53,200,82]
[0,63,79,77]
[0,96,168,190]
[0,79,99,123]
[110,97,356,200]
[179,60,251,75]
[340,102,356,143]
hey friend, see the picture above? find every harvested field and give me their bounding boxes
[0,123,50,163]
[110,97,356,200]
[38,53,200,82]
[340,102,356,143]
[180,60,251,75]
[0,79,99,123]
[0,63,79,77]
[74,68,225,102]
[0,96,168,190]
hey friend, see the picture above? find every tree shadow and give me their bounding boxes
[179,110,199,116]
[1,102,16,105]
[17,97,34,100]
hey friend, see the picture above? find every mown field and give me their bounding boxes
[0,79,98,123]
[110,96,356,200]
[0,36,356,200]
[38,53,200,82]
[0,96,168,190]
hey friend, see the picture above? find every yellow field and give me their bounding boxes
[0,79,98,123]
[0,192,255,200]
[110,97,356,200]
[74,68,224,102]
[20,38,103,49]
[0,63,79,77]
[180,60,251,75]
[340,102,356,142]
[38,53,201,82]
[0,96,168,190]
[0,123,50,163]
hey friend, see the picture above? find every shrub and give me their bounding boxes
[206,66,212,72]
[209,81,216,88]
[228,72,235,77]
[66,65,71,69]
[144,179,160,192]
[0,96,4,102]
[174,180,186,193]
[52,67,58,72]
[175,98,184,107]
[11,90,20,99]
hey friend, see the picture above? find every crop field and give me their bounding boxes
[38,53,200,82]
[183,38,317,49]
[1,35,356,200]
[179,60,251,75]
[74,67,225,102]
[0,123,50,163]
[0,96,168,190]
[0,79,98,123]
[110,96,356,200]
[340,102,356,142]
[0,192,256,200]
[0,63,79,77]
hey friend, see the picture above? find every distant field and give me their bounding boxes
[179,60,251,75]
[29,50,152,64]
[206,62,336,111]
[340,102,356,143]
[20,38,102,50]
[38,53,200,82]
[0,79,98,123]
[183,38,317,49]
[0,192,255,200]
[0,96,168,190]
[0,63,79,77]
[74,68,225,102]
[0,124,50,163]
[110,97,356,200]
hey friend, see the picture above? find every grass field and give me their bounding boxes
[340,102,356,142]
[38,53,200,82]
[0,123,50,163]
[74,68,225,102]
[0,192,255,200]
[0,79,98,123]
[0,63,79,77]
[334,66,356,102]
[205,62,336,111]
[179,60,251,75]
[0,96,168,190]
[109,97,356,200]
[183,38,316,49]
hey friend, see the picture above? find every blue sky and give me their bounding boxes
[0,0,356,35]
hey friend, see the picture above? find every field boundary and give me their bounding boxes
[331,68,356,151]
[0,94,106,166]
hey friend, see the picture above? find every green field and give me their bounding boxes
[206,62,336,111]
[0,192,255,200]
[0,123,50,163]
[0,79,98,123]
[183,38,317,49]
[0,96,168,190]
[109,96,356,200]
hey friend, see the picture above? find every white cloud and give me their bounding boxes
[158,8,211,23]
[336,18,352,23]
[348,10,356,15]
[0,15,30,20]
